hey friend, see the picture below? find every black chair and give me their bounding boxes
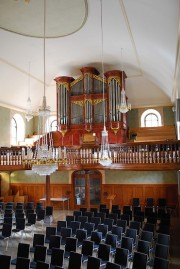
[101,208,110,217]
[132,251,148,269]
[15,257,30,269]
[0,254,11,269]
[73,210,82,221]
[108,213,118,225]
[116,219,127,234]
[75,228,87,247]
[67,251,82,269]
[143,223,155,236]
[157,233,170,246]
[78,215,88,229]
[145,207,154,217]
[85,211,94,222]
[111,225,123,244]
[36,261,50,269]
[114,247,129,269]
[153,257,169,269]
[64,237,77,259]
[66,215,75,227]
[12,217,25,239]
[146,198,154,207]
[11,242,30,265]
[97,243,111,266]
[140,230,153,245]
[96,212,106,223]
[125,228,137,247]
[84,222,95,238]
[91,216,101,229]
[0,222,12,251]
[45,206,53,216]
[104,218,114,231]
[79,207,87,215]
[105,261,121,269]
[25,202,34,210]
[81,239,94,262]
[56,220,67,235]
[99,204,107,211]
[105,233,118,254]
[70,221,81,236]
[132,198,140,207]
[45,226,57,243]
[47,235,61,255]
[158,198,167,209]
[120,236,133,260]
[87,256,101,269]
[36,209,46,227]
[90,231,102,250]
[60,227,72,245]
[30,245,47,268]
[25,209,35,219]
[30,233,45,253]
[111,204,119,212]
[121,213,131,225]
[129,220,141,235]
[26,213,36,233]
[90,207,98,215]
[50,248,64,269]
[137,239,151,260]
[154,243,169,259]
[97,223,108,240]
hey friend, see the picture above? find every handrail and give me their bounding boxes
[0,140,179,169]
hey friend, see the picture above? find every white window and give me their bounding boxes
[141,109,162,127]
[10,114,25,146]
[46,116,57,132]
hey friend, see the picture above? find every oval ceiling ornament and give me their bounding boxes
[0,0,87,38]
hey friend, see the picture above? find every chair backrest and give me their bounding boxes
[32,233,45,248]
[70,221,81,235]
[2,223,12,237]
[73,210,82,221]
[114,247,129,267]
[16,218,26,230]
[37,209,45,220]
[104,218,114,231]
[143,223,155,235]
[16,257,30,269]
[68,251,82,269]
[140,230,153,244]
[105,233,118,249]
[49,235,61,250]
[91,216,101,229]
[66,215,75,227]
[51,248,64,267]
[108,213,118,224]
[157,233,170,246]
[137,239,150,256]
[45,206,53,216]
[97,243,110,261]
[116,219,127,233]
[65,237,77,253]
[81,240,94,257]
[155,243,169,259]
[3,217,13,224]
[87,256,101,269]
[75,229,87,243]
[27,213,36,224]
[0,254,11,269]
[120,214,130,226]
[57,220,67,234]
[132,198,140,207]
[125,228,137,244]
[17,242,30,258]
[85,211,94,222]
[96,212,106,222]
[111,204,119,211]
[78,216,88,229]
[91,231,102,245]
[105,261,121,269]
[132,251,148,269]
[129,221,141,235]
[111,225,123,241]
[45,226,57,240]
[79,207,87,215]
[34,245,47,263]
[153,257,169,269]
[97,223,108,237]
[158,198,167,207]
[84,222,95,236]
[146,198,154,207]
[36,261,50,269]
[60,227,72,244]
[121,236,133,253]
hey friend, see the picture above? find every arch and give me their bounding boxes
[141,109,162,127]
[10,114,25,146]
[46,115,57,132]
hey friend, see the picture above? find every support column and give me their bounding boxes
[46,175,51,206]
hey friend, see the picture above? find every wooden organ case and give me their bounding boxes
[54,66,129,147]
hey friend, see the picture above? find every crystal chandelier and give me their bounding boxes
[99,0,112,167]
[25,62,33,122]
[31,0,58,176]
[119,48,131,113]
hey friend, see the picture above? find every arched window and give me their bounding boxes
[141,109,162,127]
[46,116,57,132]
[10,114,25,146]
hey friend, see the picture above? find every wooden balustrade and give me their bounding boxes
[0,140,180,171]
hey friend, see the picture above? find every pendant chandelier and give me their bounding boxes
[99,0,112,167]
[25,62,33,122]
[119,48,131,113]
[30,0,58,176]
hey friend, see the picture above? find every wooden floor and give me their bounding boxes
[0,209,179,269]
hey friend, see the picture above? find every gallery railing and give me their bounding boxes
[0,140,180,170]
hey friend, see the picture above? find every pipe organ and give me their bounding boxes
[54,66,129,146]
